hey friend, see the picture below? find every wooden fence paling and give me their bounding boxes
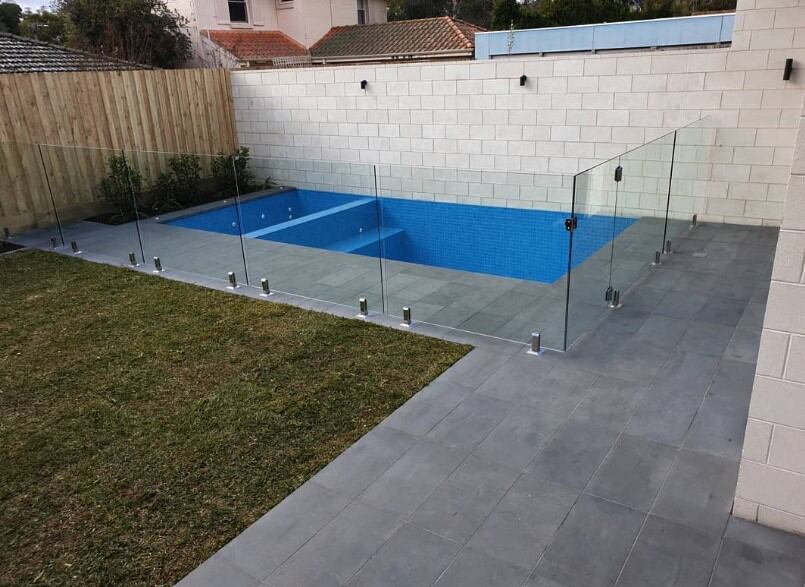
[0,68,238,233]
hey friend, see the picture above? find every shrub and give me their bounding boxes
[212,147,255,196]
[99,155,141,221]
[151,153,201,213]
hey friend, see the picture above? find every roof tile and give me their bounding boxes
[0,33,150,74]
[205,30,308,62]
[310,17,484,59]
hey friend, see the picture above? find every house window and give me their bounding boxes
[228,0,248,22]
[357,0,366,24]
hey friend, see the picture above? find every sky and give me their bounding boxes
[14,0,51,10]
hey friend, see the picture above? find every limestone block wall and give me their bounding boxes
[231,0,805,225]
[734,99,805,536]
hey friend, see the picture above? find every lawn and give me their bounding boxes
[0,251,469,586]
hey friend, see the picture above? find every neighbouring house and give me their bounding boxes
[167,0,387,68]
[310,16,484,65]
[0,33,150,74]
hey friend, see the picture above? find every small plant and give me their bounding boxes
[99,155,141,221]
[151,153,201,213]
[212,147,255,196]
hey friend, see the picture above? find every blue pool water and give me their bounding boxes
[167,189,634,283]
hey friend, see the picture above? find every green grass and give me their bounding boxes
[0,251,469,587]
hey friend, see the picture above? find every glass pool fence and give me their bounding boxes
[1,118,714,351]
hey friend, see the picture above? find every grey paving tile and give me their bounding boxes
[723,327,761,363]
[683,395,748,461]
[631,315,690,350]
[440,349,513,389]
[474,354,558,404]
[736,301,767,332]
[474,406,564,470]
[347,523,459,587]
[616,515,720,587]
[750,280,770,304]
[358,439,467,518]
[426,394,511,450]
[313,426,417,499]
[710,539,805,587]
[524,576,574,587]
[599,339,670,381]
[652,449,738,536]
[709,275,760,301]
[597,311,651,337]
[526,420,620,489]
[434,548,531,587]
[569,376,650,431]
[640,268,685,291]
[725,517,805,564]
[706,359,757,407]
[466,474,578,571]
[410,455,519,544]
[679,321,735,357]
[458,311,513,334]
[622,286,666,314]
[587,434,679,512]
[671,271,719,295]
[382,381,472,437]
[515,365,598,417]
[654,351,720,393]
[535,494,645,587]
[695,296,748,327]
[653,291,709,320]
[176,554,260,587]
[625,386,703,446]
[219,482,350,580]
[268,501,403,587]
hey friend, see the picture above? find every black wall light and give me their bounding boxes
[784,58,794,81]
[360,80,368,90]
[519,74,528,87]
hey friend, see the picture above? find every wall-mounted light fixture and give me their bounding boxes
[784,58,794,81]
[519,74,528,87]
[360,80,368,90]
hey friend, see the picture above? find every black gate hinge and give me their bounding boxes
[614,165,623,182]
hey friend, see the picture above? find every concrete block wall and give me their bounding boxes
[734,99,805,536]
[231,0,805,225]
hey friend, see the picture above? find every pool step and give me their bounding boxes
[330,226,404,255]
[244,198,373,241]
[247,197,404,257]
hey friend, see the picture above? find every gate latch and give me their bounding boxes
[564,217,577,232]
[614,165,623,182]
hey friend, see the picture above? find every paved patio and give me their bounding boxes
[159,222,805,587]
[14,218,803,586]
[14,211,688,350]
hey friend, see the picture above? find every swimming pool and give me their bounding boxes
[167,189,634,283]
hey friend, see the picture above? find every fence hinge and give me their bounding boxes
[614,165,623,182]
[564,216,577,232]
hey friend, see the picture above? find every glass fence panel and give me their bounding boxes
[39,144,143,262]
[236,155,384,312]
[0,141,62,249]
[376,164,571,349]
[126,149,248,285]
[567,157,621,348]
[670,117,716,243]
[614,130,677,288]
